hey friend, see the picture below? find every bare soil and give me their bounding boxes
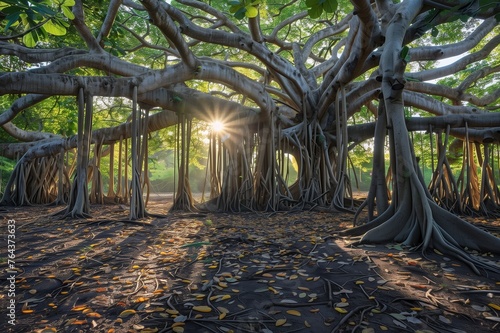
[1,200,499,333]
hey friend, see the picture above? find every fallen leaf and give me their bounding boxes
[286,309,301,316]
[166,309,179,315]
[40,328,57,333]
[71,305,87,312]
[280,299,297,304]
[86,312,102,318]
[488,303,500,311]
[192,306,212,313]
[276,318,286,327]
[118,309,137,318]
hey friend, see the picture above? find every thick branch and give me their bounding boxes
[96,0,123,45]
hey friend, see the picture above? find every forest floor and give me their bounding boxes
[0,199,500,333]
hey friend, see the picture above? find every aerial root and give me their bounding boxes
[342,176,500,274]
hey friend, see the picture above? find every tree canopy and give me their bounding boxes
[1,0,500,272]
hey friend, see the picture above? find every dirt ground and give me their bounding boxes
[0,200,499,333]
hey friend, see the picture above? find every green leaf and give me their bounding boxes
[245,5,258,18]
[22,31,36,47]
[32,3,56,16]
[228,0,241,5]
[42,19,66,36]
[229,4,239,13]
[4,12,20,31]
[431,27,439,37]
[62,0,75,5]
[234,7,246,19]
[323,0,337,13]
[305,0,317,7]
[62,6,75,20]
[400,46,409,61]
[308,5,322,19]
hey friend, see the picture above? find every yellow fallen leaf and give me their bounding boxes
[286,309,301,316]
[488,303,500,311]
[268,286,279,294]
[276,318,287,327]
[86,312,102,318]
[304,320,311,328]
[166,309,179,315]
[192,306,212,313]
[40,328,57,333]
[71,305,87,312]
[172,327,184,333]
[118,309,137,318]
[335,307,348,314]
[219,312,226,320]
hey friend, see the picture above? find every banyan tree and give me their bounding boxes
[0,0,499,272]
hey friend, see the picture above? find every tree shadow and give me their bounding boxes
[0,207,498,333]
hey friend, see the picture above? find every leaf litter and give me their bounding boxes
[0,204,499,333]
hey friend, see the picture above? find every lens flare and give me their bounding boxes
[211,120,225,132]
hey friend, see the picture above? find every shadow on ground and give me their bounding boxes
[0,203,499,333]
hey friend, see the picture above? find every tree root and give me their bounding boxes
[342,174,500,274]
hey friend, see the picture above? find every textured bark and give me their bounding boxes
[343,0,500,273]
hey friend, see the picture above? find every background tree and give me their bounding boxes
[0,0,499,271]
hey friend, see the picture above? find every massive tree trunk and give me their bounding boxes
[342,0,500,273]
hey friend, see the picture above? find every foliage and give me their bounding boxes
[0,0,75,46]
[305,0,338,19]
[228,0,262,19]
